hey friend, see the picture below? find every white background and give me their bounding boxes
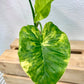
[0,0,84,55]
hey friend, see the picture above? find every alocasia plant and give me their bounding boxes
[18,0,71,84]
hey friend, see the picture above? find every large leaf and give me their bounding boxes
[34,0,54,22]
[18,22,70,84]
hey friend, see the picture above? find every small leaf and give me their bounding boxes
[18,22,70,84]
[34,0,54,22]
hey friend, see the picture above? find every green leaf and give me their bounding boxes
[18,22,70,84]
[34,0,54,22]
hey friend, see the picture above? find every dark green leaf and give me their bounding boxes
[34,0,54,22]
[18,22,70,84]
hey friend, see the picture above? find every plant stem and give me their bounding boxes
[37,22,42,32]
[29,0,42,33]
[29,0,36,26]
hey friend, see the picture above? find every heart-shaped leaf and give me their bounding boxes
[18,22,70,84]
[34,0,53,22]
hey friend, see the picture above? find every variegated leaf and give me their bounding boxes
[18,22,70,84]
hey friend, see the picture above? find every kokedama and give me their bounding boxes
[18,0,71,84]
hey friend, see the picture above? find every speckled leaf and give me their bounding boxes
[18,22,70,84]
[34,0,53,22]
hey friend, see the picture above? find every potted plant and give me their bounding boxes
[18,0,71,84]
